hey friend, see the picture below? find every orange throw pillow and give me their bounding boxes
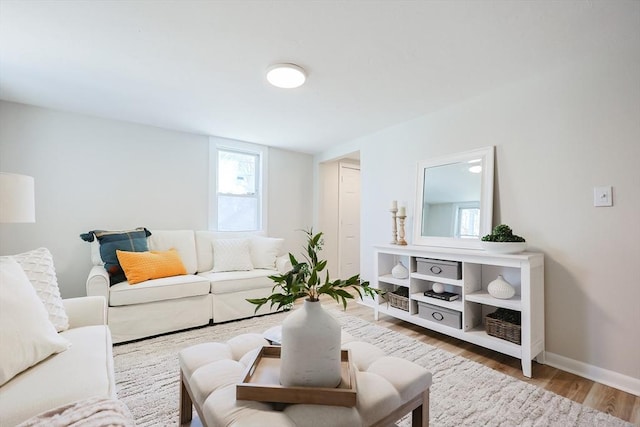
[116,249,187,285]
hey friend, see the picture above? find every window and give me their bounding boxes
[216,148,260,231]
[454,203,480,238]
[209,137,268,232]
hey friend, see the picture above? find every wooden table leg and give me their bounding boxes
[180,371,193,425]
[411,389,429,427]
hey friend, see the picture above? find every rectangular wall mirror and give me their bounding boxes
[413,146,494,249]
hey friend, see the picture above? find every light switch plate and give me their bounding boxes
[593,186,613,207]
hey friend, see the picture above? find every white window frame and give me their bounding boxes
[209,137,268,231]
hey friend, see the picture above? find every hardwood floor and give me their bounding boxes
[344,303,640,425]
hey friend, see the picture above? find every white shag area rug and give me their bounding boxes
[113,307,632,427]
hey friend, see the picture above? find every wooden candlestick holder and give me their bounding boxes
[397,215,407,246]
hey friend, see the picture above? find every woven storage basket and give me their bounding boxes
[485,308,521,344]
[388,289,409,311]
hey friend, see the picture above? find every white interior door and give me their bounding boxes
[338,164,361,279]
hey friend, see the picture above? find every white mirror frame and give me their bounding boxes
[413,146,495,249]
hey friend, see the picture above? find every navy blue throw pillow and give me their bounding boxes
[80,227,152,285]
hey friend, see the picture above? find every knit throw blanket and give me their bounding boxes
[17,397,134,427]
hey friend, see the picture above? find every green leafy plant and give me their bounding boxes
[247,229,383,312]
[481,224,526,242]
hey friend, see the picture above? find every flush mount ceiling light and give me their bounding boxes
[266,63,306,88]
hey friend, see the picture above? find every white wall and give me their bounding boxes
[317,47,640,385]
[267,146,315,255]
[0,102,314,297]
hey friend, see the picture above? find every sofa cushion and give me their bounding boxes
[251,236,284,269]
[116,249,187,284]
[0,325,115,427]
[195,231,266,273]
[212,238,253,272]
[202,269,274,295]
[108,274,210,306]
[4,247,69,332]
[0,258,70,386]
[148,230,198,274]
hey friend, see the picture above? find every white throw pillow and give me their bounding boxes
[0,258,70,386]
[251,236,284,270]
[8,248,69,332]
[212,238,254,272]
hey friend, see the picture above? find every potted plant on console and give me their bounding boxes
[248,229,381,388]
[480,224,527,254]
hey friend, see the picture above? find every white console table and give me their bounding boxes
[373,244,544,377]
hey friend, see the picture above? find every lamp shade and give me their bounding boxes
[0,173,35,223]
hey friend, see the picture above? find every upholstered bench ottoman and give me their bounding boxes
[178,333,432,427]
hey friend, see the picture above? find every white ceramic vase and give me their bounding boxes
[391,261,409,279]
[279,299,342,388]
[487,275,516,299]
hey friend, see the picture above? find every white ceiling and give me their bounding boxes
[1,1,637,154]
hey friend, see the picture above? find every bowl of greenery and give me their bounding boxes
[480,224,527,254]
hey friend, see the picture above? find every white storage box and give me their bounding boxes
[418,301,462,329]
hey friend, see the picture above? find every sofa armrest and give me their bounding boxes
[63,296,107,328]
[87,265,110,302]
[276,255,292,274]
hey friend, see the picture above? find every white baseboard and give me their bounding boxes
[545,352,640,397]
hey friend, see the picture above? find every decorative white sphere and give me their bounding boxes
[487,275,515,299]
[432,282,445,293]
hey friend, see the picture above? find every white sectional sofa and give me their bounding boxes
[0,296,117,426]
[86,230,289,344]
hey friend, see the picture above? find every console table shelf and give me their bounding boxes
[378,274,410,287]
[373,244,544,377]
[410,293,464,311]
[465,291,522,311]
